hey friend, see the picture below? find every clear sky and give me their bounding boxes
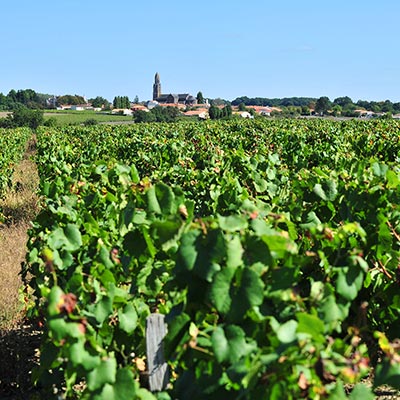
[1,0,399,103]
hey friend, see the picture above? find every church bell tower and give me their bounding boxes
[153,72,161,100]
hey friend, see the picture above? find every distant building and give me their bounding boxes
[152,72,197,106]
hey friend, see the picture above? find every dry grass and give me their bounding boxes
[0,137,39,330]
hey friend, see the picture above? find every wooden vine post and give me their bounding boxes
[146,313,169,392]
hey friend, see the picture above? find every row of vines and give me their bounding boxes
[0,127,31,220]
[23,119,400,399]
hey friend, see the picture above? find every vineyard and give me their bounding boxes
[0,127,31,220]
[10,118,400,398]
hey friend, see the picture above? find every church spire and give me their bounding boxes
[153,72,161,100]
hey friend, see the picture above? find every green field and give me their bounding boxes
[44,110,134,125]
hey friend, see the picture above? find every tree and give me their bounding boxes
[315,96,331,115]
[113,96,130,109]
[209,105,221,120]
[381,100,394,113]
[332,104,342,117]
[57,95,85,106]
[196,91,204,104]
[210,98,226,106]
[0,108,44,129]
[223,104,232,118]
[238,102,246,112]
[89,96,110,109]
[134,95,140,104]
[133,110,156,123]
[333,96,353,107]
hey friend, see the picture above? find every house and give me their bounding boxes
[70,104,87,111]
[184,108,209,119]
[246,105,274,116]
[112,108,133,116]
[355,110,374,118]
[239,111,254,119]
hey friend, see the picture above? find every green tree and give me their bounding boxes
[196,91,204,104]
[113,96,130,109]
[113,96,121,109]
[57,95,85,106]
[223,104,232,118]
[315,96,331,115]
[332,104,342,117]
[134,95,139,104]
[1,108,44,129]
[333,96,353,107]
[209,105,221,120]
[89,96,110,108]
[133,110,156,123]
[238,102,247,112]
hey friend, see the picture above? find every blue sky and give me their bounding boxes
[1,0,399,102]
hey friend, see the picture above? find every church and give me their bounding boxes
[152,73,197,106]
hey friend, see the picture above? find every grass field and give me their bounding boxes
[44,110,134,125]
[0,110,134,126]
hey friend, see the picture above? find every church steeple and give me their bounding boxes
[153,72,161,100]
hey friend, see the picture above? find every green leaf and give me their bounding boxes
[47,286,64,316]
[94,297,113,325]
[212,325,253,364]
[118,303,138,334]
[374,359,400,389]
[386,169,400,188]
[94,368,137,400]
[276,319,298,343]
[164,313,191,357]
[209,267,236,314]
[336,266,364,301]
[226,235,243,269]
[178,230,200,271]
[47,227,66,250]
[300,211,322,229]
[218,215,248,232]
[155,183,175,215]
[87,356,117,392]
[48,319,85,341]
[147,186,161,214]
[261,233,297,258]
[253,174,268,193]
[313,180,338,201]
[328,381,347,399]
[296,313,325,342]
[348,383,375,400]
[64,223,83,251]
[238,267,264,308]
[319,293,340,321]
[372,162,388,177]
[69,341,101,371]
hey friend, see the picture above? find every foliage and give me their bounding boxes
[57,95,86,106]
[0,127,31,220]
[89,96,111,109]
[83,118,99,126]
[134,106,181,123]
[22,118,400,398]
[0,89,46,110]
[0,108,44,129]
[315,97,331,115]
[113,96,130,109]
[232,96,400,115]
[209,104,233,120]
[196,92,204,104]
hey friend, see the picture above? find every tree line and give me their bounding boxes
[232,95,400,116]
